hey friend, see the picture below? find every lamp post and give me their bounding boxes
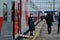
[53,0,55,11]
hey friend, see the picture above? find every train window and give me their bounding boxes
[3,3,7,21]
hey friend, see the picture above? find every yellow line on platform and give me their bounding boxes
[32,22,44,40]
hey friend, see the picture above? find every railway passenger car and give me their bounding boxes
[0,0,41,40]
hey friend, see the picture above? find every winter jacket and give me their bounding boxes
[28,17,35,31]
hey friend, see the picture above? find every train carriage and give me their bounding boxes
[0,0,41,40]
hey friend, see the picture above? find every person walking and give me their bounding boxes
[28,14,35,36]
[57,12,60,34]
[45,13,53,34]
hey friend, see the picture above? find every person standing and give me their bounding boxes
[57,12,60,34]
[28,14,35,36]
[40,16,43,21]
[45,13,53,34]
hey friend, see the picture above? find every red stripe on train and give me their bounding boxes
[0,17,4,33]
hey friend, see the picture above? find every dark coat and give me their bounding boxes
[45,14,52,24]
[45,13,53,27]
[58,16,60,26]
[28,17,35,31]
[58,16,60,22]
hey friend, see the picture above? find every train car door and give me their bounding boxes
[12,1,22,39]
[12,2,19,39]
